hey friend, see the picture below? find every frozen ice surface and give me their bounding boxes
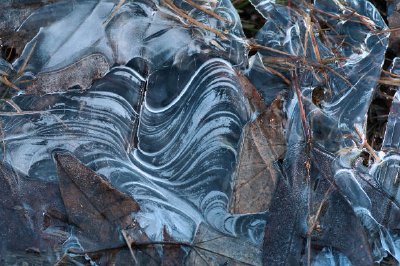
[0,0,399,265]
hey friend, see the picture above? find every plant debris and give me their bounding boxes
[1,0,400,265]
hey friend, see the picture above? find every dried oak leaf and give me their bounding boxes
[162,226,186,266]
[312,191,373,265]
[0,160,67,264]
[186,223,262,265]
[25,54,109,95]
[231,97,286,214]
[262,174,305,265]
[54,152,139,252]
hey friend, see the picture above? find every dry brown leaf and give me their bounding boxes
[162,227,185,266]
[55,152,139,251]
[25,54,109,94]
[230,97,286,213]
[187,223,262,265]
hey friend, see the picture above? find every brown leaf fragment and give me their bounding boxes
[0,162,36,251]
[162,226,185,266]
[237,71,266,113]
[122,222,161,265]
[54,152,139,251]
[55,152,139,221]
[231,98,286,213]
[0,160,70,263]
[25,54,109,94]
[0,2,49,58]
[187,223,262,266]
[262,176,305,266]
[312,191,373,265]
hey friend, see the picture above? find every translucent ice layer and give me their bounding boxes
[1,0,399,265]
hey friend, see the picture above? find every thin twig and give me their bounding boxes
[103,0,126,26]
[292,68,313,266]
[292,69,311,144]
[5,99,22,113]
[17,41,37,77]
[378,27,400,33]
[354,125,381,163]
[162,0,227,39]
[262,65,291,85]
[0,76,20,91]
[378,77,400,86]
[307,184,334,235]
[185,0,228,22]
[303,14,311,57]
[382,69,400,78]
[248,43,297,58]
[121,229,139,264]
[6,48,13,62]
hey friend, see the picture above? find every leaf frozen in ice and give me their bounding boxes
[186,223,262,266]
[231,97,286,214]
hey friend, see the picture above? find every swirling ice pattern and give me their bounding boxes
[114,58,266,243]
[0,58,266,244]
[135,58,248,198]
[1,66,143,180]
[12,0,247,83]
[130,58,266,243]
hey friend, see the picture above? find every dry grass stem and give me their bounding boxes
[162,0,227,39]
[5,99,22,113]
[0,76,20,91]
[17,41,37,77]
[262,65,291,85]
[185,0,228,22]
[103,0,126,26]
[354,125,381,163]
